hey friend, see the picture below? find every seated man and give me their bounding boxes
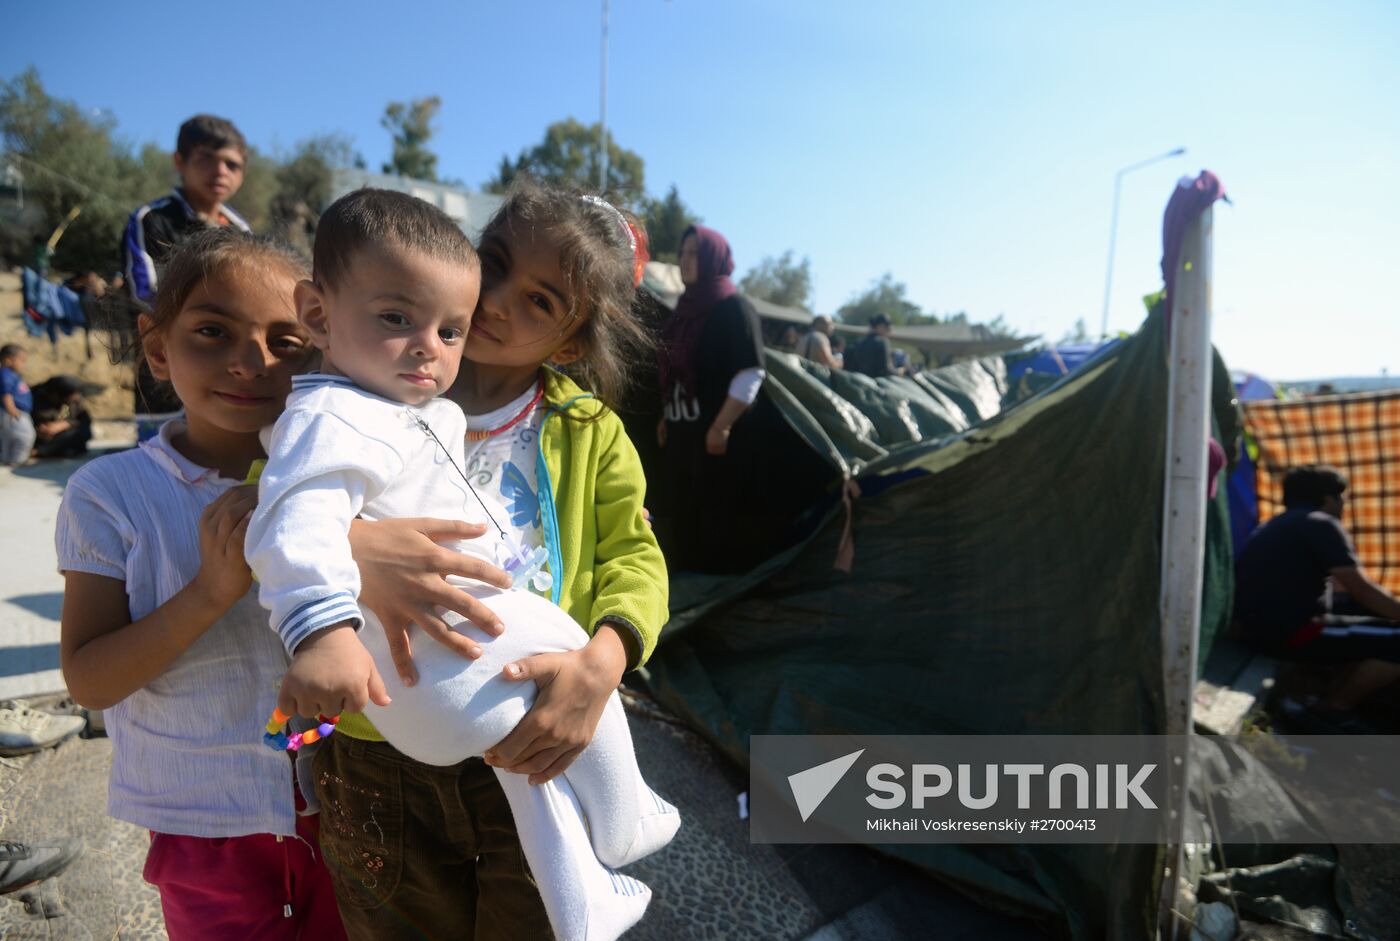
[1235,465,1400,712]
[797,315,840,368]
[30,376,93,459]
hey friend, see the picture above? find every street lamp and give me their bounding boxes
[1099,147,1187,338]
[598,0,610,192]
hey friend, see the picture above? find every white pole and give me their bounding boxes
[598,0,610,193]
[1156,204,1214,934]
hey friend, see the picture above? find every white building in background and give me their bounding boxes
[328,168,503,243]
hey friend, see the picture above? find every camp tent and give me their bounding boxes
[630,185,1250,939]
[633,295,1240,939]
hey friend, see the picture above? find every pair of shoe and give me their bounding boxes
[0,700,86,756]
[0,837,83,895]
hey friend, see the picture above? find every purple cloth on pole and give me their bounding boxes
[1161,170,1226,329]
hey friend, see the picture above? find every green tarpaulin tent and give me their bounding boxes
[640,302,1238,940]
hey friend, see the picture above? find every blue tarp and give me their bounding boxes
[1004,339,1122,382]
[1227,374,1277,555]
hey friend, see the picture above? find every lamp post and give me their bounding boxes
[598,0,610,192]
[1099,147,1186,337]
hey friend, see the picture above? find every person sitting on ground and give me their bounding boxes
[798,315,841,368]
[1,344,35,466]
[31,376,93,459]
[830,334,846,368]
[845,313,896,378]
[1235,464,1400,714]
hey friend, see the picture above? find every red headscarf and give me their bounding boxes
[659,225,737,401]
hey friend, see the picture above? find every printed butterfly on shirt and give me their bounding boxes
[499,460,541,530]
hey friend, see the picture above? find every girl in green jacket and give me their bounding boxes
[319,179,672,940]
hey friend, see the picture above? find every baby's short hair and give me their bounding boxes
[313,188,477,289]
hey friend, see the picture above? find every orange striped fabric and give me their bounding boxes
[1245,390,1400,594]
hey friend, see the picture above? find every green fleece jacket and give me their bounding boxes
[339,367,669,742]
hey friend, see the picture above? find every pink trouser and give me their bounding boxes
[143,811,347,941]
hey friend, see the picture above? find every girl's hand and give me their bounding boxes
[483,625,629,785]
[278,625,391,717]
[191,485,257,610]
[349,517,514,686]
[705,423,730,455]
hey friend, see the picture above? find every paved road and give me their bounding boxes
[0,457,96,701]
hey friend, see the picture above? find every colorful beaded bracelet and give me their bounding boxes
[262,707,339,752]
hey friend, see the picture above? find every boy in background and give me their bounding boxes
[1,344,35,466]
[120,114,251,440]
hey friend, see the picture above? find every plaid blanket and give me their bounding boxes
[1244,390,1400,594]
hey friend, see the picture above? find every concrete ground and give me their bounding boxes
[0,447,1043,940]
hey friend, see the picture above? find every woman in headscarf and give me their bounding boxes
[655,225,768,572]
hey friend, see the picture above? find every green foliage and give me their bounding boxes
[943,309,1018,339]
[836,273,932,326]
[640,184,699,263]
[381,96,441,181]
[269,134,357,256]
[1059,317,1091,344]
[485,118,645,206]
[739,251,813,311]
[0,69,366,275]
[0,68,161,274]
[233,146,277,232]
[982,313,1017,339]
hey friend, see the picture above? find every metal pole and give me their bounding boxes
[598,0,610,193]
[1099,172,1123,339]
[1099,147,1187,338]
[1156,205,1213,934]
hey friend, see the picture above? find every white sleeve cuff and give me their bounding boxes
[728,368,766,405]
[277,591,363,655]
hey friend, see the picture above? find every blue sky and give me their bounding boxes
[8,1,1398,380]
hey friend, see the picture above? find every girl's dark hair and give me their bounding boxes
[479,176,653,413]
[133,227,309,361]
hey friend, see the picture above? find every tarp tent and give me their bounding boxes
[639,302,1239,940]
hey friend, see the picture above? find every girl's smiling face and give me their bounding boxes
[466,225,585,368]
[142,262,311,437]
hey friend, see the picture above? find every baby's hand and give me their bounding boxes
[278,625,391,717]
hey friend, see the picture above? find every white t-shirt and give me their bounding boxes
[55,422,296,837]
[463,382,546,554]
